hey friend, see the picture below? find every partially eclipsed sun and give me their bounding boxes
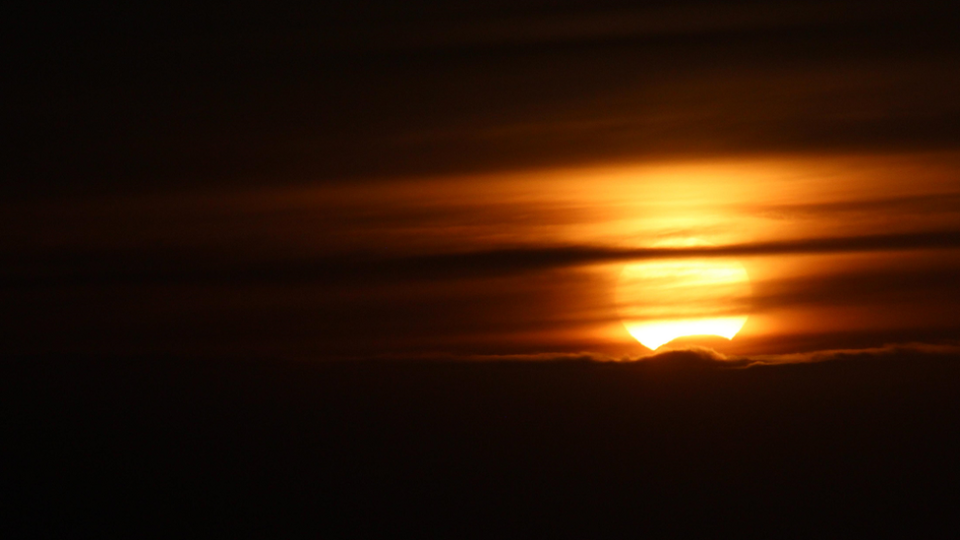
[616,245,751,350]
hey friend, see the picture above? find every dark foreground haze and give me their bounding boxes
[6,348,960,535]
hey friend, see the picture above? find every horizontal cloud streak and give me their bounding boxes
[403,229,960,276]
[360,342,960,368]
[8,229,960,288]
[749,192,960,219]
[747,342,960,365]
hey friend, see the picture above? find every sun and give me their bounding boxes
[616,247,751,350]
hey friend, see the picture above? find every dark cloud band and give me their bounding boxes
[7,229,960,288]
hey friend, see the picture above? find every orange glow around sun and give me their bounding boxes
[616,249,752,350]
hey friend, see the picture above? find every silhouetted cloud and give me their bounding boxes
[428,342,960,367]
[747,342,960,364]
[392,229,960,278]
[7,229,960,288]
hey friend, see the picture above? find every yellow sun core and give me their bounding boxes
[616,251,751,350]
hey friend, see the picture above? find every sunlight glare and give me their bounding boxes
[617,250,751,350]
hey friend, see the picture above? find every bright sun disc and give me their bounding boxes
[616,250,751,350]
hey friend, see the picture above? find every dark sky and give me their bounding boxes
[9,0,960,196]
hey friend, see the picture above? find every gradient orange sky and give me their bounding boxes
[5,0,960,360]
[6,151,960,358]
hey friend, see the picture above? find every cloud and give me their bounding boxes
[361,229,960,285]
[389,342,960,368]
[747,342,960,365]
[746,263,960,313]
[7,229,960,289]
[749,192,960,220]
[649,341,960,367]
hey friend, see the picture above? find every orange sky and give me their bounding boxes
[5,0,960,359]
[5,151,960,358]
